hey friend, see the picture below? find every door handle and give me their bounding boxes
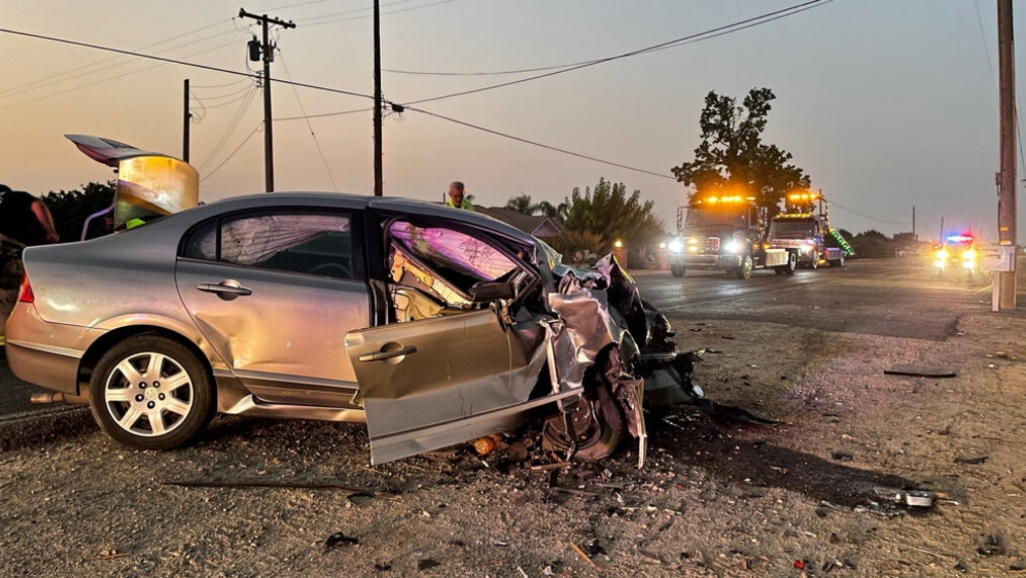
[359,345,417,362]
[196,280,252,301]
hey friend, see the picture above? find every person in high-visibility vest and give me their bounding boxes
[446,181,474,211]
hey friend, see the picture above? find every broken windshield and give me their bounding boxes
[389,221,517,282]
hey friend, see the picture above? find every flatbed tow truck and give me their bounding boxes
[668,193,795,279]
[767,190,854,270]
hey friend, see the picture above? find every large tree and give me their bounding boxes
[559,177,662,249]
[671,88,811,213]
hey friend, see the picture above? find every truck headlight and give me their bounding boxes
[936,249,949,260]
[668,239,683,254]
[723,240,741,254]
[799,243,812,254]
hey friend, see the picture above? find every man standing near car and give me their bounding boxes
[0,185,59,246]
[446,181,474,211]
[0,184,59,345]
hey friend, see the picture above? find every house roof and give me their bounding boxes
[474,206,562,237]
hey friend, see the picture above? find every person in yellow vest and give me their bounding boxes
[446,181,474,211]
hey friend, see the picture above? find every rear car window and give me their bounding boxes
[182,213,354,279]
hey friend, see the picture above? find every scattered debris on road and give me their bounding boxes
[324,532,359,552]
[953,455,989,465]
[884,365,957,378]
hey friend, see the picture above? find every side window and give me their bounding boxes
[182,220,217,260]
[181,213,354,279]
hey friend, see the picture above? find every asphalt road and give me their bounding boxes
[632,257,1007,341]
[0,256,1019,421]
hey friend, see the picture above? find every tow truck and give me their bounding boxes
[933,233,978,274]
[767,191,853,270]
[668,193,794,279]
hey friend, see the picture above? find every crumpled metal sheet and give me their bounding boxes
[547,288,618,390]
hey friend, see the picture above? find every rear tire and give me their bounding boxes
[670,264,686,277]
[88,335,214,451]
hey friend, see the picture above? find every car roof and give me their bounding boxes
[205,192,539,248]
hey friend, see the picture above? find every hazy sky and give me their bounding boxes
[1,0,1023,239]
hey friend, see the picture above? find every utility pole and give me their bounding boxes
[239,8,296,192]
[373,0,384,196]
[182,79,191,163]
[997,0,1018,310]
[912,206,916,239]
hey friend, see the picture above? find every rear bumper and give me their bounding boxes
[6,303,103,395]
[668,253,742,269]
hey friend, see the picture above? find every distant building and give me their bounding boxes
[473,206,562,240]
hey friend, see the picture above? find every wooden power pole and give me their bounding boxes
[182,78,191,163]
[239,8,295,192]
[997,0,1018,310]
[373,0,383,197]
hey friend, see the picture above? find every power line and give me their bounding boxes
[0,26,375,102]
[0,23,241,102]
[404,105,675,180]
[278,51,339,191]
[400,0,833,106]
[297,0,413,24]
[191,77,251,90]
[829,200,911,226]
[257,0,330,12]
[275,107,374,121]
[201,124,262,182]
[0,38,242,112]
[197,87,260,173]
[301,0,455,27]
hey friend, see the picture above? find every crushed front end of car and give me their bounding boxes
[533,252,714,468]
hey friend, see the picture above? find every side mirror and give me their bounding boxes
[469,281,514,303]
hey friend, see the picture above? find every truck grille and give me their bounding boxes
[684,236,719,253]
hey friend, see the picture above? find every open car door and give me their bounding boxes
[347,308,539,464]
[345,218,558,464]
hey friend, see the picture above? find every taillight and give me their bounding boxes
[17,273,34,304]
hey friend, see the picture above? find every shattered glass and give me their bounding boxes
[220,214,350,266]
[390,222,516,282]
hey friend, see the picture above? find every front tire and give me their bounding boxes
[735,255,753,280]
[670,263,686,277]
[88,335,214,450]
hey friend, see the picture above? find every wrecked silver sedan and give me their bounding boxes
[7,193,709,465]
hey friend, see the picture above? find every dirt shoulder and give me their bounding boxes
[1,312,1025,577]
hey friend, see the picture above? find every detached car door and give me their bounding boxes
[175,209,370,407]
[345,219,546,465]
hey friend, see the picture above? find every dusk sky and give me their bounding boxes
[1,0,1024,240]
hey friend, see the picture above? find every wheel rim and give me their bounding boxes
[104,352,195,437]
[743,256,753,276]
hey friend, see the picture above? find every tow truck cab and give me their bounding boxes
[767,191,847,269]
[667,194,792,279]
